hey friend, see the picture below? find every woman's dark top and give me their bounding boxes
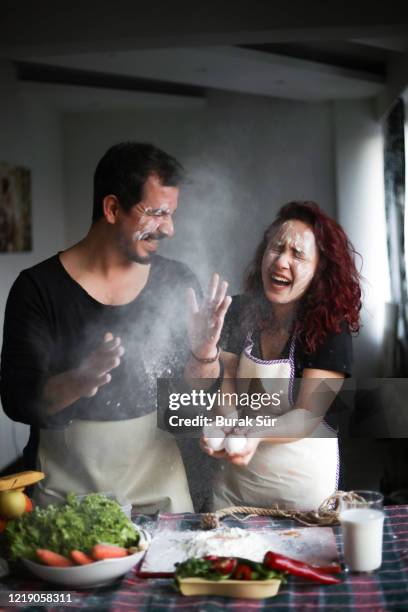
[220,295,353,377]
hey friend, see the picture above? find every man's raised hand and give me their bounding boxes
[186,273,231,360]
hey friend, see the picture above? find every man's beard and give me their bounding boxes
[119,233,164,265]
[128,251,155,265]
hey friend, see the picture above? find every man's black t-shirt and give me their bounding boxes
[0,254,200,468]
[220,295,353,377]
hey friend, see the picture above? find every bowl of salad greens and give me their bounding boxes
[1,493,149,588]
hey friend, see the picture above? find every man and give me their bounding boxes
[0,142,199,512]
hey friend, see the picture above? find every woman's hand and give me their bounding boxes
[187,273,231,360]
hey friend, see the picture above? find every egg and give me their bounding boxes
[203,425,225,451]
[206,436,226,452]
[224,436,248,455]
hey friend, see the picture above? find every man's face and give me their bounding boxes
[116,175,179,264]
[261,220,319,306]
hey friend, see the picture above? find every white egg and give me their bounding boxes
[206,437,226,451]
[203,425,225,451]
[224,436,248,455]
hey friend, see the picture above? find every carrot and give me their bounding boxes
[91,544,128,560]
[70,550,94,565]
[36,549,73,567]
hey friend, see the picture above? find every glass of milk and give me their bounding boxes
[339,490,384,572]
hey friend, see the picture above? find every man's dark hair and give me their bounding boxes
[92,142,184,222]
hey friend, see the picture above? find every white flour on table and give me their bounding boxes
[140,526,339,573]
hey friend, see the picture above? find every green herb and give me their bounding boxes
[2,494,139,562]
[176,558,216,579]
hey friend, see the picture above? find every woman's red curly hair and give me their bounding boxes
[244,201,362,353]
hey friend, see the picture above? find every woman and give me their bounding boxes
[186,201,361,511]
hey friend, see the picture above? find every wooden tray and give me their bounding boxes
[140,526,339,574]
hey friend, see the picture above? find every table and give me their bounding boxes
[1,506,408,611]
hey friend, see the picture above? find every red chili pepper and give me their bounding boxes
[263,551,341,575]
[233,563,253,580]
[263,551,341,585]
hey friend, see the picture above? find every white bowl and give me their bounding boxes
[22,530,150,588]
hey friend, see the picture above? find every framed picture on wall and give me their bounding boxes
[0,162,32,253]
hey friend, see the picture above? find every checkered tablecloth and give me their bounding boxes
[1,506,408,611]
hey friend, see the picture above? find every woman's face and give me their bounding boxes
[261,219,319,306]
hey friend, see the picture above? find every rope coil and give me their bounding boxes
[200,491,365,529]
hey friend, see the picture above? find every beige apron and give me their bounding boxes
[213,336,339,511]
[34,411,193,513]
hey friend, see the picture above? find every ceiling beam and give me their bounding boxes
[15,62,206,99]
[1,1,408,58]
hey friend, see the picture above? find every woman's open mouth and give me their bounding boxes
[270,274,292,287]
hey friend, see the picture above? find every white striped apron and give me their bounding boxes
[212,335,339,511]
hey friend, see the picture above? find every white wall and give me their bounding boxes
[0,61,66,470]
[333,99,391,376]
[63,90,336,292]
